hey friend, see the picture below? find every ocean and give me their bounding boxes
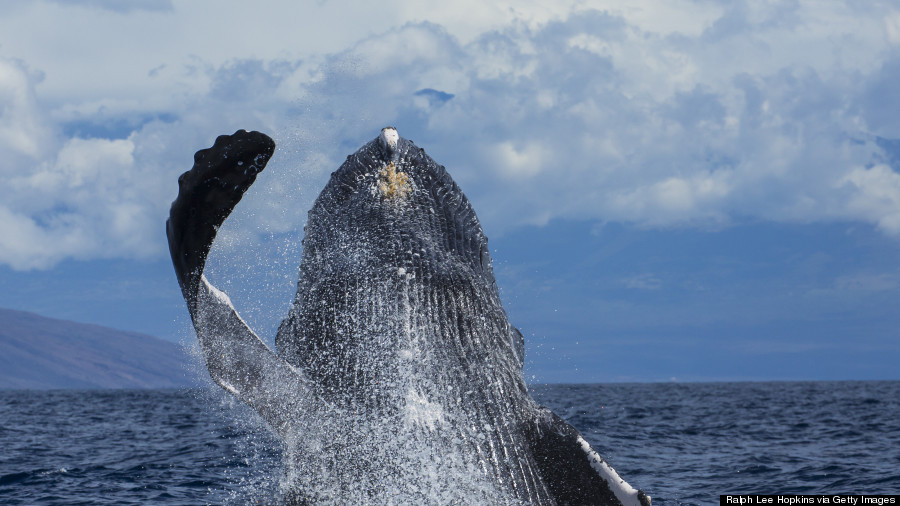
[0,381,897,505]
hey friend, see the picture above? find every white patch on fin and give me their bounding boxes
[203,276,234,306]
[576,435,648,506]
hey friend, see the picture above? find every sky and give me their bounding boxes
[1,0,899,382]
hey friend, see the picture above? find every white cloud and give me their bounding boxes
[888,11,900,45]
[608,173,733,226]
[622,273,663,291]
[2,1,900,270]
[0,58,51,163]
[840,165,900,236]
[1,134,166,268]
[490,141,547,179]
[834,273,900,293]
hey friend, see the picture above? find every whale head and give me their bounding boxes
[296,126,496,292]
[275,127,522,404]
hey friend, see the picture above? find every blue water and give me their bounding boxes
[0,381,897,505]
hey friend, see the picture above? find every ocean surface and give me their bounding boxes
[0,381,897,505]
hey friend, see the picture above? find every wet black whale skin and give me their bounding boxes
[166,130,275,310]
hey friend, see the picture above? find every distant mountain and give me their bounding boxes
[0,308,199,389]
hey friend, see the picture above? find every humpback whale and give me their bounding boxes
[167,127,650,505]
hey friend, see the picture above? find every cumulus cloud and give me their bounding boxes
[1,130,160,269]
[0,58,51,165]
[840,165,900,235]
[2,1,900,270]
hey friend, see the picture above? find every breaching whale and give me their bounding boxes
[167,127,650,505]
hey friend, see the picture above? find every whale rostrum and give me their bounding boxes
[166,127,651,505]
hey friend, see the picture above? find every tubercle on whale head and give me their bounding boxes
[378,161,412,200]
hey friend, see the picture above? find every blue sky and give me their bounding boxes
[1,0,899,382]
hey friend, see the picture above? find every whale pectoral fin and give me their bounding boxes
[527,408,650,506]
[166,131,324,434]
[166,130,275,308]
[194,275,320,437]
